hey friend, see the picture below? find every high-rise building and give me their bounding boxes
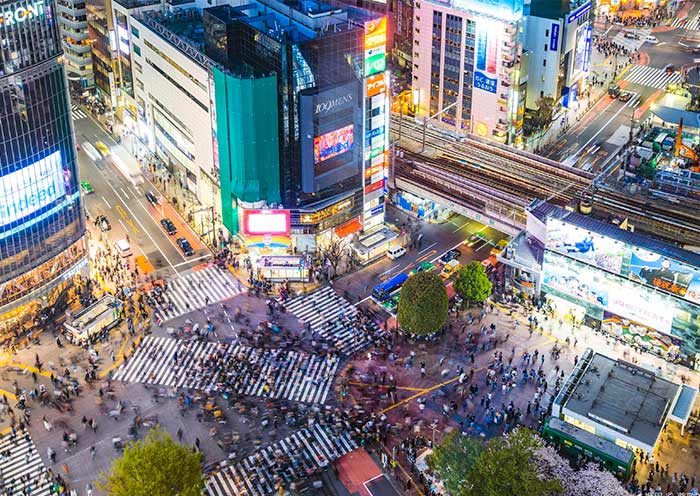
[57,0,95,90]
[0,0,88,332]
[411,0,526,145]
[125,0,392,256]
[522,0,592,110]
[86,0,118,109]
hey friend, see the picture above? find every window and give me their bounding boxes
[543,59,547,67]
[131,26,139,38]
[544,45,547,51]
[133,44,141,56]
[540,90,544,98]
[545,29,549,37]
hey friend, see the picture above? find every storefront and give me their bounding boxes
[394,191,451,222]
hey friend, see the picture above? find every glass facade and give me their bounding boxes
[0,0,86,314]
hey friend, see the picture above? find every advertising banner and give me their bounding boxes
[241,209,290,236]
[0,151,66,229]
[471,19,502,138]
[550,23,560,52]
[545,218,625,274]
[364,18,387,77]
[313,125,354,164]
[628,250,700,304]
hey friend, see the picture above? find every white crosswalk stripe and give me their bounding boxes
[70,104,88,121]
[622,65,682,89]
[150,266,243,323]
[113,335,339,403]
[672,16,700,31]
[206,424,357,496]
[283,286,384,355]
[0,429,53,496]
[611,28,651,51]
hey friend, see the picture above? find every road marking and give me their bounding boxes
[100,195,111,209]
[452,221,473,233]
[115,204,127,219]
[416,250,437,263]
[106,179,179,275]
[126,219,140,234]
[120,187,130,199]
[378,264,400,277]
[573,95,637,156]
[417,242,437,255]
[430,240,466,264]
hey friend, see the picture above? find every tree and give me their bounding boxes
[397,272,448,336]
[464,428,562,496]
[531,97,557,131]
[98,428,204,496]
[317,236,351,278]
[454,261,492,305]
[428,432,484,496]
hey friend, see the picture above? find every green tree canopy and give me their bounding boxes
[454,261,492,305]
[428,431,484,495]
[397,271,448,336]
[430,428,563,496]
[98,428,204,496]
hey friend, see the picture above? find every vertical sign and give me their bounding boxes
[549,23,559,52]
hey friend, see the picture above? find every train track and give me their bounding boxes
[391,115,700,246]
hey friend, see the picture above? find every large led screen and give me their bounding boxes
[0,151,66,230]
[242,209,290,236]
[628,249,700,304]
[545,218,625,274]
[313,125,354,164]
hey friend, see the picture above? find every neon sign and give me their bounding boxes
[0,0,45,25]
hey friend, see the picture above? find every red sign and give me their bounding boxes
[242,209,291,236]
[366,74,386,98]
[364,179,384,194]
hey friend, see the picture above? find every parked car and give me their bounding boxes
[176,237,194,256]
[440,249,462,264]
[160,218,177,235]
[387,246,407,260]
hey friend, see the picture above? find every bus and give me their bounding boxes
[372,272,408,302]
[63,295,124,345]
[542,417,634,479]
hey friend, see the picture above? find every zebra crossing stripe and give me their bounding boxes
[205,425,357,496]
[283,285,384,355]
[151,266,242,323]
[0,429,53,496]
[113,336,338,403]
[623,65,682,89]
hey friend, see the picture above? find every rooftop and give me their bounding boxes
[528,0,590,20]
[562,350,680,449]
[529,199,700,270]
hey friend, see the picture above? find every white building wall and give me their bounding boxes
[130,16,219,218]
[524,16,562,109]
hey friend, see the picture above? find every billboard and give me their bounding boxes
[364,17,387,77]
[241,209,290,236]
[453,0,523,20]
[313,125,354,164]
[471,18,502,138]
[0,151,67,230]
[628,250,700,304]
[545,218,626,274]
[573,25,589,76]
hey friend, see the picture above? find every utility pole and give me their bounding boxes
[420,100,459,152]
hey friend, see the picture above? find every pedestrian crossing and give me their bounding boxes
[0,428,53,496]
[206,423,357,496]
[283,286,384,355]
[150,266,243,323]
[672,16,700,31]
[611,28,651,51]
[70,104,88,121]
[622,64,682,89]
[113,335,339,403]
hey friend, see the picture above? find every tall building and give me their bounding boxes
[0,0,88,332]
[522,0,592,110]
[125,0,392,256]
[57,0,95,90]
[412,0,526,145]
[86,0,118,109]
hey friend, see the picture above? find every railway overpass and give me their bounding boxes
[391,115,700,247]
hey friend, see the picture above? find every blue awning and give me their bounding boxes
[651,106,700,129]
[670,384,698,425]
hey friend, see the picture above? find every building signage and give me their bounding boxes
[582,25,592,73]
[314,93,353,115]
[567,2,591,24]
[550,23,559,52]
[474,72,497,94]
[241,209,291,236]
[0,151,66,229]
[0,0,45,25]
[366,74,386,97]
[364,17,387,77]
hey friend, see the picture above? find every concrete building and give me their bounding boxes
[552,348,696,454]
[411,0,526,146]
[522,0,592,110]
[58,0,95,90]
[87,0,119,109]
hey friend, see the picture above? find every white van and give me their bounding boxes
[115,238,132,257]
[645,35,658,45]
[387,246,407,260]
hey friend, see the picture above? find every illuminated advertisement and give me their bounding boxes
[601,315,681,362]
[542,251,674,333]
[0,0,45,25]
[453,0,523,20]
[628,250,700,304]
[471,18,503,138]
[545,218,626,274]
[1,151,67,230]
[366,74,386,98]
[313,125,354,164]
[364,17,387,77]
[241,209,291,236]
[573,25,588,76]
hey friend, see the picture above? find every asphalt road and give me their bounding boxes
[546,6,700,170]
[73,112,209,278]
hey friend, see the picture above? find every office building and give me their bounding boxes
[412,0,526,145]
[57,0,95,90]
[86,0,118,109]
[0,0,88,333]
[522,0,592,110]
[126,0,391,256]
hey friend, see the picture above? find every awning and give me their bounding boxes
[670,384,698,429]
[335,217,362,238]
[651,106,700,128]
